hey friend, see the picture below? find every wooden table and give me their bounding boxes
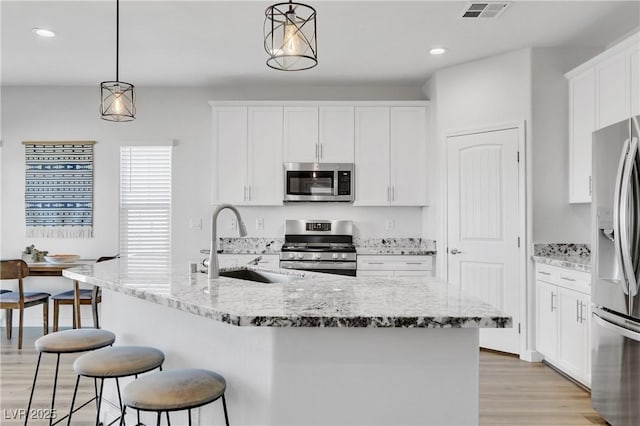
[27,261,92,329]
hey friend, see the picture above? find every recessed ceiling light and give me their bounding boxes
[32,28,56,38]
[429,47,447,55]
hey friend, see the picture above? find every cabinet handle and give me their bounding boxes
[387,186,390,202]
[367,262,384,265]
[576,300,581,323]
[560,276,576,282]
[243,186,247,201]
[550,293,556,312]
[589,176,592,196]
[579,301,586,323]
[405,262,423,265]
[248,186,251,201]
[538,271,551,276]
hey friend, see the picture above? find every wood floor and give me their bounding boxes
[2,328,606,425]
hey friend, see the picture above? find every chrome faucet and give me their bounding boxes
[208,204,247,279]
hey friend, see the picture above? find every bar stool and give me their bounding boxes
[68,346,165,426]
[121,368,230,426]
[26,328,116,425]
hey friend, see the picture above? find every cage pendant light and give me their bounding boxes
[264,1,317,71]
[100,0,135,122]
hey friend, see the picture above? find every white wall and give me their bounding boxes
[531,47,602,243]
[0,84,427,325]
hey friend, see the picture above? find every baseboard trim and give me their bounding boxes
[520,349,544,362]
[542,360,591,392]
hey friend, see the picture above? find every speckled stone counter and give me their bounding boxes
[65,255,507,425]
[63,258,508,329]
[532,243,591,273]
[355,237,436,255]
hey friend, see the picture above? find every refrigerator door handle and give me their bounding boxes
[593,312,640,342]
[614,137,631,295]
[620,137,639,297]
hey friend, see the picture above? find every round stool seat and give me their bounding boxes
[35,329,115,354]
[74,346,164,378]
[123,368,227,411]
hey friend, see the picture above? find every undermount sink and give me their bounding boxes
[219,269,302,284]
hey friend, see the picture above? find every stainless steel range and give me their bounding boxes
[279,220,356,276]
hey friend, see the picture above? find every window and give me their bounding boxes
[119,146,172,272]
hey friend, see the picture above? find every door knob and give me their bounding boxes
[450,248,463,255]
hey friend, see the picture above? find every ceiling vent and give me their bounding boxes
[461,2,510,19]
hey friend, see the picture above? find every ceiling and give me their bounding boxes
[2,0,639,87]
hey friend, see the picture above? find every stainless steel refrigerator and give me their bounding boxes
[591,115,640,426]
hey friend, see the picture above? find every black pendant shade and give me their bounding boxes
[100,0,135,122]
[264,1,317,71]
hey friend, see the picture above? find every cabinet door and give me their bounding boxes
[390,107,428,206]
[354,107,390,205]
[596,51,630,129]
[631,47,639,116]
[568,69,596,203]
[357,270,394,277]
[212,107,247,204]
[535,280,558,361]
[318,106,355,162]
[283,107,318,162]
[394,270,431,277]
[248,107,283,205]
[556,287,590,383]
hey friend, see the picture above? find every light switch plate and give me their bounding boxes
[385,219,395,230]
[230,217,237,230]
[256,218,264,230]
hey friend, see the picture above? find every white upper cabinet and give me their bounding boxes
[568,69,595,203]
[284,106,318,162]
[212,106,247,204]
[212,105,283,206]
[565,32,639,204]
[318,106,355,162]
[596,50,631,129]
[390,107,428,206]
[354,105,429,206]
[247,107,284,205]
[354,107,390,205]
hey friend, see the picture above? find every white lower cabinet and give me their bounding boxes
[357,255,434,277]
[535,263,591,387]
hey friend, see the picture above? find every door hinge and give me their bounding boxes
[517,151,520,163]
[517,237,520,248]
[518,323,521,334]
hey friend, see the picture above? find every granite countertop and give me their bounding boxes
[356,248,436,255]
[532,254,591,273]
[63,257,509,329]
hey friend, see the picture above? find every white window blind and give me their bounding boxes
[119,146,172,272]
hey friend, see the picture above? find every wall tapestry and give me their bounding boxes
[24,141,95,238]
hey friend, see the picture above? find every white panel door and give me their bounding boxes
[283,107,318,162]
[390,107,427,206]
[596,52,630,129]
[319,106,355,162]
[354,107,390,205]
[631,48,639,116]
[248,107,283,205]
[447,127,520,354]
[212,107,247,204]
[569,69,595,203]
[535,280,558,361]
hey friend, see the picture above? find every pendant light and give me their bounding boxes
[264,1,317,71]
[100,0,135,122]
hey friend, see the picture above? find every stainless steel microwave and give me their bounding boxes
[284,163,354,202]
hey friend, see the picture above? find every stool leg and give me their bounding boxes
[115,378,123,419]
[156,412,161,426]
[137,409,140,426]
[5,309,11,339]
[49,354,61,426]
[118,406,126,426]
[222,394,229,426]
[25,352,43,426]
[95,379,104,426]
[187,410,191,426]
[43,301,48,335]
[166,412,171,425]
[53,300,59,332]
[67,375,81,426]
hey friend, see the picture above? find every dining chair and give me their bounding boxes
[51,255,118,331]
[0,259,50,349]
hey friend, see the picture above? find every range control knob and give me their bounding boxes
[313,253,321,260]
[296,253,304,260]
[341,253,348,260]
[332,253,339,259]
[288,253,296,259]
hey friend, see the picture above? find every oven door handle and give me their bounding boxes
[279,261,357,270]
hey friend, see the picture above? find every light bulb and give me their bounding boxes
[283,11,300,55]
[112,93,124,114]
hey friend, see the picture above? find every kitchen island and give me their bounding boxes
[64,257,510,426]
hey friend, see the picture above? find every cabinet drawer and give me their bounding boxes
[556,268,590,294]
[357,256,433,271]
[535,263,558,283]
